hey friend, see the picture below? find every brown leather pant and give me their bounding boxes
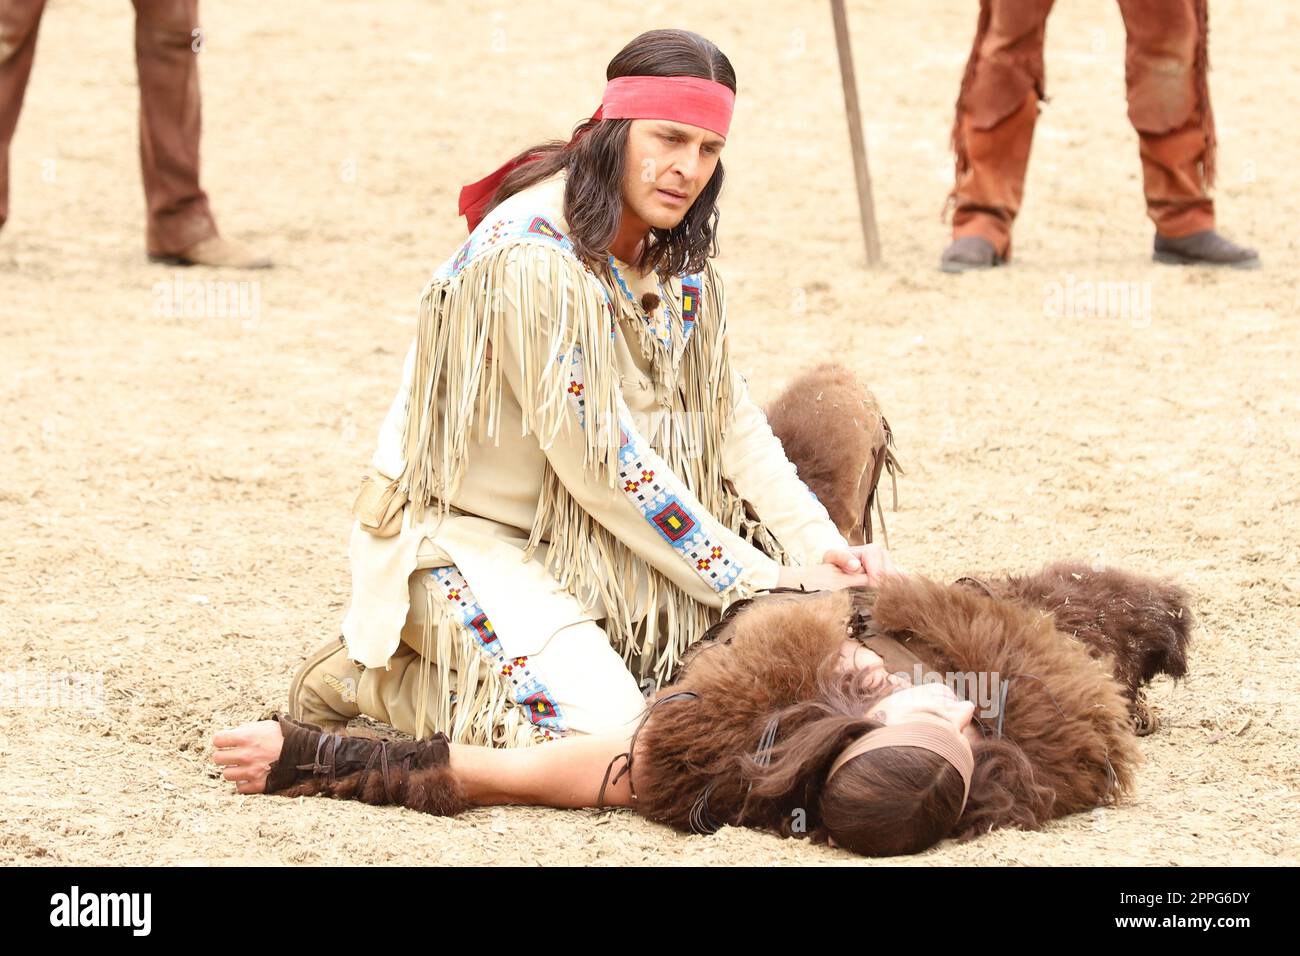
[0,0,217,253]
[949,0,1216,257]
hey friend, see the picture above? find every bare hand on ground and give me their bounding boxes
[211,720,285,795]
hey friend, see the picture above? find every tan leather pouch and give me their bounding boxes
[352,474,408,538]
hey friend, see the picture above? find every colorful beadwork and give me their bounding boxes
[435,211,596,285]
[560,346,745,594]
[680,277,700,339]
[608,260,704,355]
[439,199,701,355]
[430,565,565,738]
[609,258,672,351]
[435,202,740,596]
[527,216,563,240]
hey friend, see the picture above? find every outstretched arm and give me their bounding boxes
[212,719,638,809]
[450,732,636,808]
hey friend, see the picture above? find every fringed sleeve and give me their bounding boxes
[488,244,783,616]
[393,233,787,683]
[399,239,623,520]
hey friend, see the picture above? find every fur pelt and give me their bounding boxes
[866,574,1143,818]
[265,722,468,816]
[764,362,900,546]
[965,561,1192,712]
[635,562,1193,838]
[273,763,468,816]
[631,590,853,837]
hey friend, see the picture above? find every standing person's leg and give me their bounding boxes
[943,0,1055,270]
[1117,0,1210,236]
[131,0,216,256]
[0,0,47,231]
[1116,0,1257,266]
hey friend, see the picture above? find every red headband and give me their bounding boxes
[457,75,735,233]
[599,75,734,138]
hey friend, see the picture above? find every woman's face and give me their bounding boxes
[870,683,981,745]
[837,642,907,692]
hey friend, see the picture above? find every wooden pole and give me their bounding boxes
[830,0,882,265]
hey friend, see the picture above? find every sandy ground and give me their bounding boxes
[2,0,1297,866]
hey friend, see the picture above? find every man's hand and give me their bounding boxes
[776,562,872,592]
[821,543,906,586]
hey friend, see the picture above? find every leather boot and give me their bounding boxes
[940,236,1003,273]
[149,235,272,269]
[1153,229,1260,268]
[288,635,364,731]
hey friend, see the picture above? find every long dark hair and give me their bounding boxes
[483,29,736,280]
[738,665,1057,857]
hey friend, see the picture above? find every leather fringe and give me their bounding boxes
[400,243,791,713]
[410,603,542,748]
[401,242,623,522]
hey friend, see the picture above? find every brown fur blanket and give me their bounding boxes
[632,561,1192,840]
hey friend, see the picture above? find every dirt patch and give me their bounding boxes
[2,0,1295,865]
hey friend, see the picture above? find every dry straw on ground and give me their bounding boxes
[2,0,1296,865]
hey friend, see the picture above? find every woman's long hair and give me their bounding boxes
[481,29,735,280]
[737,663,1058,857]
